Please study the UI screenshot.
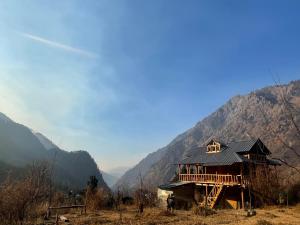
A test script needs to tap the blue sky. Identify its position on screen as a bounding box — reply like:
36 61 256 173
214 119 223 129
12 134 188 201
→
0 1 299 170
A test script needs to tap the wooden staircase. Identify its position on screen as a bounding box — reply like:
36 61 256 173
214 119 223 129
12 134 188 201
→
202 184 223 209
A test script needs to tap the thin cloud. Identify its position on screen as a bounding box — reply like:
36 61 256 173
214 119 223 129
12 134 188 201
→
18 32 98 58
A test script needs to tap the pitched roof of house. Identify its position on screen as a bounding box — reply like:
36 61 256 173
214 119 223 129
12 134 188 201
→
179 138 279 166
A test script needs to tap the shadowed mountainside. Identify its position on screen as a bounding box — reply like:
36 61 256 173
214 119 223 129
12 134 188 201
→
0 113 108 190
115 80 300 189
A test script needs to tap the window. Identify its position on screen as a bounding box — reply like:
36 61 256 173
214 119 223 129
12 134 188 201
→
249 153 266 161
207 141 221 153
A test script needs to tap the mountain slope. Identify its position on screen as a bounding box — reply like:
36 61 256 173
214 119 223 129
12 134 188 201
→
115 80 300 189
34 132 58 150
0 114 108 190
113 146 169 189
0 114 48 166
101 171 119 188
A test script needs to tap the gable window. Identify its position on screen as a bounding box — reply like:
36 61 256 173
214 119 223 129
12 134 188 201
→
207 141 221 153
245 153 266 161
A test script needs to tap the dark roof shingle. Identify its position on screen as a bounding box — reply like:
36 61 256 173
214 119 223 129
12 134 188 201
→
179 139 271 166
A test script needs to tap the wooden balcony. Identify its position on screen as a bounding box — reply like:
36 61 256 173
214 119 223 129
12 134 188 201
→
178 173 247 186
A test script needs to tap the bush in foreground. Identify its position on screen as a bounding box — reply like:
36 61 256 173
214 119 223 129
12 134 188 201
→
0 162 50 225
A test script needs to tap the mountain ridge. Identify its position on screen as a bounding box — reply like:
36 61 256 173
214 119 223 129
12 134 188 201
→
33 132 58 150
0 113 109 190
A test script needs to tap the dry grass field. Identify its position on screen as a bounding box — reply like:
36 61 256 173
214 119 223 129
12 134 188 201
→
47 205 300 225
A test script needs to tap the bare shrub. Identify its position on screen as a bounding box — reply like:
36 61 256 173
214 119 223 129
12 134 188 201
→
52 191 67 205
122 196 134 205
85 187 108 211
249 164 282 205
134 188 157 209
85 175 112 211
287 181 300 204
133 173 157 215
0 161 50 225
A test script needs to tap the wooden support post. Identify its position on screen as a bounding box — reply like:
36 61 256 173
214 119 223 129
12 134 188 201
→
205 185 208 208
55 214 58 225
46 207 50 219
241 188 245 209
178 164 181 181
187 165 190 180
240 164 244 186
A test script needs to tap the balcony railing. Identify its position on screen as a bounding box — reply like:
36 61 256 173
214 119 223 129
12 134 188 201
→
179 173 247 186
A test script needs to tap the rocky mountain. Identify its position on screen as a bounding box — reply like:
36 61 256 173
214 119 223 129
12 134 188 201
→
0 113 108 190
115 80 300 189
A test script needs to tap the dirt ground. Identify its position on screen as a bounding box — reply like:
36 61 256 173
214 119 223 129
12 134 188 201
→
48 205 300 225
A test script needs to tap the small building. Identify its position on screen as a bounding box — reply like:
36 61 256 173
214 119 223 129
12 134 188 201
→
157 187 173 208
158 138 280 209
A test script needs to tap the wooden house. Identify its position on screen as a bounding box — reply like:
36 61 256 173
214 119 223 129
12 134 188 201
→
158 138 280 209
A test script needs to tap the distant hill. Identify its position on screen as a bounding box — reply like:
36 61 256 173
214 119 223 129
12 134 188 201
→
101 171 119 188
113 148 167 190
115 80 300 189
102 166 131 188
107 166 131 178
0 113 108 190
